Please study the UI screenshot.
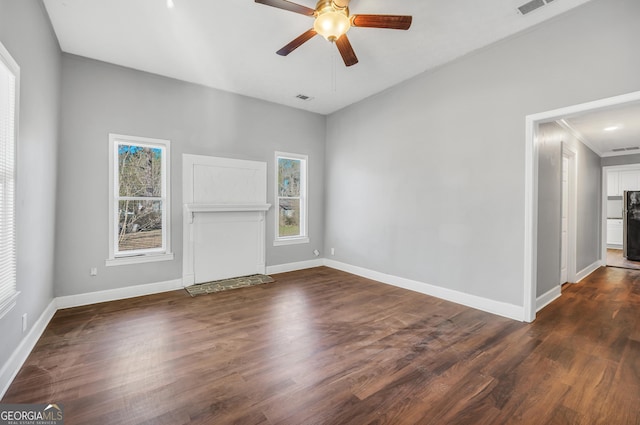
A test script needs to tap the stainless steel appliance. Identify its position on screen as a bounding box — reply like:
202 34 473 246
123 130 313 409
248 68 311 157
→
623 191 640 260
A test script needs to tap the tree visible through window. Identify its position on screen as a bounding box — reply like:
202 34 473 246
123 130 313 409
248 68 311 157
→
276 152 307 243
117 145 163 251
278 158 301 237
108 134 171 263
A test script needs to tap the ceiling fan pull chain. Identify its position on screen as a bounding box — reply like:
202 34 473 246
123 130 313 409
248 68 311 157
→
332 52 337 92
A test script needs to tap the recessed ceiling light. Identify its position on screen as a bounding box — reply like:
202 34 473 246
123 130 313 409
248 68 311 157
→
604 126 620 132
167 0 175 9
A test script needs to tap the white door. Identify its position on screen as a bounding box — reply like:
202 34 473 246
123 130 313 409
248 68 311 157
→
561 156 569 284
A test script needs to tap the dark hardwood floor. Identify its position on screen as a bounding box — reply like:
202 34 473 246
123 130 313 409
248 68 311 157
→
3 266 639 424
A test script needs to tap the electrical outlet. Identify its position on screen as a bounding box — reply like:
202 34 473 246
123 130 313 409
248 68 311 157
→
313 249 320 257
22 313 27 332
331 248 335 256
90 267 97 276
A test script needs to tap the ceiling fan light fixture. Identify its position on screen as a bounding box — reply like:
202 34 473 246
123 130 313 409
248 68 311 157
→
313 1 350 42
257 0 412 67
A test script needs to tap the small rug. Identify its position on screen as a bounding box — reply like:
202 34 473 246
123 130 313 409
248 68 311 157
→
185 274 274 297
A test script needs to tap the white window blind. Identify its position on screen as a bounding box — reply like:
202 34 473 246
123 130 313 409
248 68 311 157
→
0 44 19 319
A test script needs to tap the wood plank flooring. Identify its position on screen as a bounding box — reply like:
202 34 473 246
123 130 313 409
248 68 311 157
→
3 266 640 424
607 248 640 270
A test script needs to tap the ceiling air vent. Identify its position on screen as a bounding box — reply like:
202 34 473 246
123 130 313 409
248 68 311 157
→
295 94 313 101
517 0 554 15
612 147 640 152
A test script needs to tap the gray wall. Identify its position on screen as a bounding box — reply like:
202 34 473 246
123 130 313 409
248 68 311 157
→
536 122 601 297
325 0 640 307
0 0 61 369
55 55 325 297
602 153 640 167
576 137 602 271
536 123 562 296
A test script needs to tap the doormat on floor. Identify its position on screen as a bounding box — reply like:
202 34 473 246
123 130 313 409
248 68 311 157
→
185 274 275 297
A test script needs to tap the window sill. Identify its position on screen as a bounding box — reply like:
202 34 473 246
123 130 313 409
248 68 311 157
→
0 290 20 320
105 253 174 267
273 237 310 247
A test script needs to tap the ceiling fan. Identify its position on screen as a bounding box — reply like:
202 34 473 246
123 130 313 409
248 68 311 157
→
255 0 412 67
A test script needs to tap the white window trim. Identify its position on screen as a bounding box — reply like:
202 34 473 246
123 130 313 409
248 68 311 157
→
106 134 173 266
274 151 309 246
0 41 20 320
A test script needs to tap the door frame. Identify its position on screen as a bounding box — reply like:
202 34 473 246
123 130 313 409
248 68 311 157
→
561 143 578 286
524 90 640 322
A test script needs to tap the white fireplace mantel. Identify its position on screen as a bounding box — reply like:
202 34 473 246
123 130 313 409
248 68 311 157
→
185 203 271 223
182 154 271 286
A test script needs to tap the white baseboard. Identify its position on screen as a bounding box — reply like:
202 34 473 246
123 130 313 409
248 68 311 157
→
56 278 184 309
324 259 525 321
0 299 57 399
266 259 324 275
575 260 602 283
536 285 562 312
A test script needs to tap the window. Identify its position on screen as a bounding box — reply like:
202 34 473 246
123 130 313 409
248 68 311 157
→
107 134 173 266
0 42 19 319
274 152 308 246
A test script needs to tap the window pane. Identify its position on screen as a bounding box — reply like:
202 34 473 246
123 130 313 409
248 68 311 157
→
118 144 162 197
118 200 163 251
279 198 300 237
278 158 301 197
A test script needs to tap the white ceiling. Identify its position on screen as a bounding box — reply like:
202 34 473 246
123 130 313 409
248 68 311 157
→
562 102 640 157
42 0 595 115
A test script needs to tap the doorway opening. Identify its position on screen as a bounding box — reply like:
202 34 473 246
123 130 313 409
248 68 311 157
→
603 165 640 270
524 90 640 322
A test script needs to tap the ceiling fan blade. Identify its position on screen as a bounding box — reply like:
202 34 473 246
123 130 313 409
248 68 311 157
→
254 0 315 16
335 34 358 67
277 29 318 56
351 14 413 30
